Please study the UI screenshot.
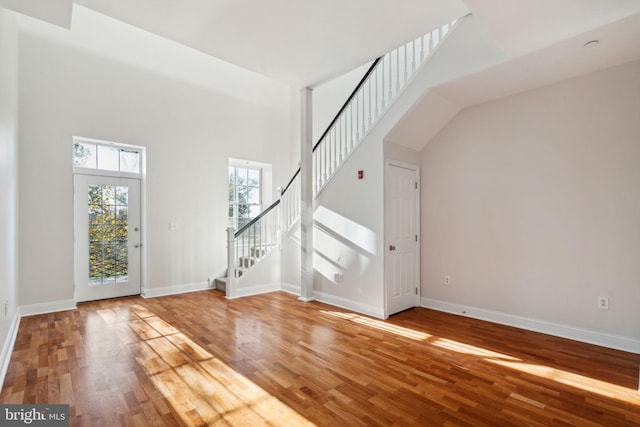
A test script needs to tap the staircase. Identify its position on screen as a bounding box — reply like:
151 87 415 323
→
216 17 461 298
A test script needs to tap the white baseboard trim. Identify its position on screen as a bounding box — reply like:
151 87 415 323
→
143 281 211 299
421 297 640 354
314 291 385 319
19 299 77 317
280 282 301 296
232 283 281 299
0 311 21 388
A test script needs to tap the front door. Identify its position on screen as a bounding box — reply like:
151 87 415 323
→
74 174 141 302
385 161 420 316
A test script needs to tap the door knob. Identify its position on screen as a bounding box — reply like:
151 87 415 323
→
389 245 396 251
134 243 141 248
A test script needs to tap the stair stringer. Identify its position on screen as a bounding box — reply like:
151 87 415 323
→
233 246 281 298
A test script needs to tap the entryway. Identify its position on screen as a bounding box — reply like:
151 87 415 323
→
74 174 141 302
72 137 144 302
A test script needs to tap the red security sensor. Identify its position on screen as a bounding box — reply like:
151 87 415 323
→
357 170 364 180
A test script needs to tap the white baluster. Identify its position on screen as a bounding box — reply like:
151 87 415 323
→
354 100 358 149
403 44 408 83
374 68 380 119
367 78 372 126
413 38 417 72
396 49 400 93
341 115 346 162
327 132 332 175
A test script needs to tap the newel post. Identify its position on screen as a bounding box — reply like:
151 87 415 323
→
226 226 237 299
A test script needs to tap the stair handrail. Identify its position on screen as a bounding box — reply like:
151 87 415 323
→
234 197 279 238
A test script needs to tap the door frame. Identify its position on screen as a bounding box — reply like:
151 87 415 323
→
384 159 420 318
73 168 146 302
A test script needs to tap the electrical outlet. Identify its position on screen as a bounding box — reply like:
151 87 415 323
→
334 272 344 282
597 296 609 310
444 275 451 285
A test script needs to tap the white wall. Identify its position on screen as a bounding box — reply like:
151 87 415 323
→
313 135 385 318
0 6 19 376
421 60 640 344
17 8 293 306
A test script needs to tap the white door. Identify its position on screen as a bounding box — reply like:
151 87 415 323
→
385 161 420 316
74 174 141 302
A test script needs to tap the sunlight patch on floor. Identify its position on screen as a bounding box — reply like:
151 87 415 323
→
432 338 520 360
432 337 640 405
128 304 315 426
490 358 640 405
321 310 431 341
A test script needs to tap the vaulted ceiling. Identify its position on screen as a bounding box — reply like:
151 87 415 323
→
6 0 639 89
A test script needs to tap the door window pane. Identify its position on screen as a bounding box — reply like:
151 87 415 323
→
87 184 129 285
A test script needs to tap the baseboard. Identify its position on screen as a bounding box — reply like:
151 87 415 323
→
0 311 21 389
280 282 301 296
232 283 281 299
142 281 211 299
421 297 640 354
314 291 385 319
19 299 77 317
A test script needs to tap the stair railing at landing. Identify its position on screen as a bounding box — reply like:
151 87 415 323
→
225 18 459 297
225 169 300 298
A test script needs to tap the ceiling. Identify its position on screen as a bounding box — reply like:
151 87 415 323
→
72 0 469 88
4 0 640 90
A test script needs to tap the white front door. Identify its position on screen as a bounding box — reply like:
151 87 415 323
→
74 174 141 302
385 161 420 316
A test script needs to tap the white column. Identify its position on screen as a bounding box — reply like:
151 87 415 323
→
299 88 315 302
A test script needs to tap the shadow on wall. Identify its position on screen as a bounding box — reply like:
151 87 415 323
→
313 206 377 283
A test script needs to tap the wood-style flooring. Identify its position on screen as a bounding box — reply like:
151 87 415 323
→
1 290 639 426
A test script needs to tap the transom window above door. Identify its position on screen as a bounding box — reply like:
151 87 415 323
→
74 138 141 174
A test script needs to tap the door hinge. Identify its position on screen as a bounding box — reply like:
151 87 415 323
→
415 287 418 295
415 181 418 190
415 234 418 242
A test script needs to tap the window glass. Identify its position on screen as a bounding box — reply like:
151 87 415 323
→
74 139 141 174
120 149 140 173
228 165 261 229
97 145 119 171
74 142 97 168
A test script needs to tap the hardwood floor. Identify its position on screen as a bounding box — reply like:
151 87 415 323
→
1 290 639 426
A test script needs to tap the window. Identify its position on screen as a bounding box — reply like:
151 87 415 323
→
228 166 261 230
74 138 141 174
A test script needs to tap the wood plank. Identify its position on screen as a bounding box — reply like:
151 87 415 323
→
1 291 638 426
